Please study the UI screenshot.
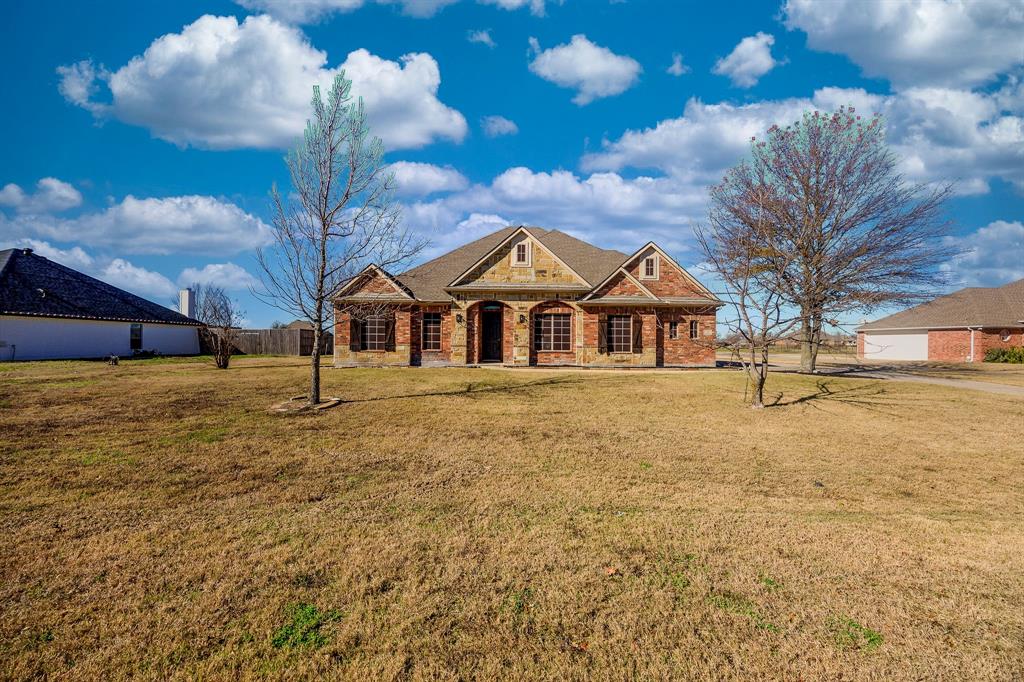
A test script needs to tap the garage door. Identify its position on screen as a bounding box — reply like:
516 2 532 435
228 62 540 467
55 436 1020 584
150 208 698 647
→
862 332 928 361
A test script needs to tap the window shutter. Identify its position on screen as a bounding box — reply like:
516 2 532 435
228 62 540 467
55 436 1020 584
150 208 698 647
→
349 316 361 351
632 312 643 353
598 314 607 354
385 315 396 351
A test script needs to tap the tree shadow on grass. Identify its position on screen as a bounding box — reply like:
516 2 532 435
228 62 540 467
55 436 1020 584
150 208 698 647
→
341 375 596 404
767 379 904 416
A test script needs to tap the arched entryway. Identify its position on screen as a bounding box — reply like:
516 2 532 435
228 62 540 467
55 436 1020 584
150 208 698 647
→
478 301 504 363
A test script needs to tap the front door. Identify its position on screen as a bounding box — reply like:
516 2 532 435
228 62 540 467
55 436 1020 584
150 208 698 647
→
481 308 503 362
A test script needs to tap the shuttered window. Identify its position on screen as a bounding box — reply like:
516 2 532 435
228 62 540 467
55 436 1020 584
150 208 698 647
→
607 315 631 353
422 312 442 351
361 315 388 351
534 313 571 351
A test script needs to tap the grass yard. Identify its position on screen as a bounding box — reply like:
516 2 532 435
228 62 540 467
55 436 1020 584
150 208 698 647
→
1 357 1022 680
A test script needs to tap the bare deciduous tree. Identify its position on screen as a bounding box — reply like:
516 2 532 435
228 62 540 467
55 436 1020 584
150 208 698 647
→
255 72 422 406
193 284 243 370
697 191 801 408
715 106 955 372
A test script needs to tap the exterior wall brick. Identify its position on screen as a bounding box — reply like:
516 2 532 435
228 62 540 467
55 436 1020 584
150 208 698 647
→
333 305 412 366
596 273 647 298
530 301 576 366
929 327 1024 362
856 331 865 359
410 305 452 366
625 247 706 298
659 309 717 366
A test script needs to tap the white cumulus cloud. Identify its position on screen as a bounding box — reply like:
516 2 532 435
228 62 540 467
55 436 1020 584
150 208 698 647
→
481 115 519 137
666 53 689 77
57 14 467 151
712 32 779 88
101 258 179 301
388 161 469 196
0 178 83 213
528 34 642 105
4 194 273 256
467 29 496 47
178 262 259 290
941 220 1024 288
234 0 547 22
402 167 706 257
582 87 1024 194
11 238 179 301
784 0 1024 88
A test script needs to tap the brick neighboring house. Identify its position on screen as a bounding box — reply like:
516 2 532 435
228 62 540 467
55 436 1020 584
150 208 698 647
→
333 225 722 368
856 278 1024 362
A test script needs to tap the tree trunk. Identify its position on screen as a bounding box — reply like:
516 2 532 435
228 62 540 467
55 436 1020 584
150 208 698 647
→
808 316 822 373
309 326 321 407
799 314 815 373
748 346 766 409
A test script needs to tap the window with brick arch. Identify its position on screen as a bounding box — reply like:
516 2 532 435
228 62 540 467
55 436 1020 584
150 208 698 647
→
534 313 571 351
607 315 632 353
689 319 699 340
422 312 442 351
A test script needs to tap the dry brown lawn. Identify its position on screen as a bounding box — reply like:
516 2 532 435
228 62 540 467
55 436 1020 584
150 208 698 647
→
1 357 1022 680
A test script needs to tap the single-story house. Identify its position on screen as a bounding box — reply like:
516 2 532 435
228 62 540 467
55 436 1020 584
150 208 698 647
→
0 247 201 361
333 225 722 368
856 278 1024 362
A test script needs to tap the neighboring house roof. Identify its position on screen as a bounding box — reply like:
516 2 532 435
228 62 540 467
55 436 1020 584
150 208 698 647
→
0 247 202 326
857 278 1024 331
345 226 715 305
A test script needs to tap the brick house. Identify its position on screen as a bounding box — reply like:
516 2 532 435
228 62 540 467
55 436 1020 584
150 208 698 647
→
333 226 722 368
856 278 1024 362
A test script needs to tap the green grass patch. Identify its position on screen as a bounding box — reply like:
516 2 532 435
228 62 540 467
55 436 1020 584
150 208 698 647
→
270 602 341 649
708 591 780 633
505 586 534 616
828 616 883 651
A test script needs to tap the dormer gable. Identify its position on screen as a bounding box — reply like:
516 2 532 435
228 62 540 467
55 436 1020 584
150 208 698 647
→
447 227 590 289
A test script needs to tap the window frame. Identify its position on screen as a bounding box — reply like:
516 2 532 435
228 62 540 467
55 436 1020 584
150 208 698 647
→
421 312 442 352
668 321 679 340
533 313 572 352
640 254 659 280
689 319 699 340
361 315 389 351
130 323 143 351
607 314 632 353
512 241 531 267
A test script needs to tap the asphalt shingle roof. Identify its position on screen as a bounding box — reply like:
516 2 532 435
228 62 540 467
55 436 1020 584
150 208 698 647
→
0 247 201 326
857 278 1024 331
394 226 629 301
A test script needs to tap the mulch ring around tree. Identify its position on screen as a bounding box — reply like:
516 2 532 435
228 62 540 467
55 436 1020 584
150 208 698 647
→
270 395 342 413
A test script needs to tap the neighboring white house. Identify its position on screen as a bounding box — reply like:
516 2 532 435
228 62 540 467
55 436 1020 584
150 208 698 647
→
0 247 201 361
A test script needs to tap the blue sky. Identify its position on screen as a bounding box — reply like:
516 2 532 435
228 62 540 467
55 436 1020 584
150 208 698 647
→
2 0 1022 327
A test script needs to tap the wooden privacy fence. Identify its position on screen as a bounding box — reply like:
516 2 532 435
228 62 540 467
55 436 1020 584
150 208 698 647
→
231 328 333 356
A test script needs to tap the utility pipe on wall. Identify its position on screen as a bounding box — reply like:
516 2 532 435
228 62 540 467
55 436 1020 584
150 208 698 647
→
967 326 982 362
